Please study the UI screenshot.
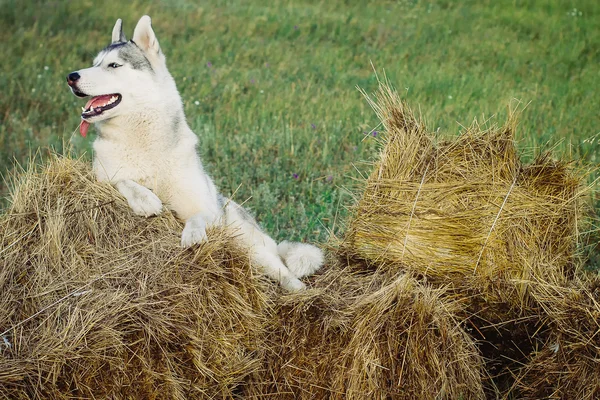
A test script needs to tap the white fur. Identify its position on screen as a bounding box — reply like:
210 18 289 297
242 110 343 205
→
111 18 126 43
277 241 325 278
68 15 324 291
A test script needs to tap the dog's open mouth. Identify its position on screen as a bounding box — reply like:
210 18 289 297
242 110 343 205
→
78 93 121 137
81 94 122 119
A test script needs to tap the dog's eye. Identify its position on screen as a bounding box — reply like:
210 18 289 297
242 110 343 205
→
108 62 122 69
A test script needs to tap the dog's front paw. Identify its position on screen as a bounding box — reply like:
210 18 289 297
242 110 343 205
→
128 187 163 217
181 216 208 247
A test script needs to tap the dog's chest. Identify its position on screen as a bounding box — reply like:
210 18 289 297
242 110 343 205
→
92 138 175 189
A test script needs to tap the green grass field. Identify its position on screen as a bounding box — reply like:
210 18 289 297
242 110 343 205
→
1 0 598 246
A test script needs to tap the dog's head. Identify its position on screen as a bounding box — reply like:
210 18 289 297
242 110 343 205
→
67 16 167 136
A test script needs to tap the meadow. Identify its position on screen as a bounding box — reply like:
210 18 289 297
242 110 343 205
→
1 0 598 246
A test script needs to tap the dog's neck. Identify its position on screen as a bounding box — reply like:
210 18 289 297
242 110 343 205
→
95 99 189 148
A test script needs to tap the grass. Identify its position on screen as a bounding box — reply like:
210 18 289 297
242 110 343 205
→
0 0 598 245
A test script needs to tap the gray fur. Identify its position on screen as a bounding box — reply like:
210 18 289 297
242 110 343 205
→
102 42 128 54
217 194 261 230
234 202 262 230
217 194 226 209
118 42 153 71
93 42 152 72
171 114 182 141
93 42 126 66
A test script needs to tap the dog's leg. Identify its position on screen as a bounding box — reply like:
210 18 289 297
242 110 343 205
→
221 199 306 291
181 212 216 247
115 179 163 217
176 185 223 248
251 248 306 291
164 169 223 247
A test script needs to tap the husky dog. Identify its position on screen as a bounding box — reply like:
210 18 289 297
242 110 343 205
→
66 16 323 291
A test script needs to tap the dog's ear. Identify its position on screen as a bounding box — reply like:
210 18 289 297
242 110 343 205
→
111 18 127 44
132 15 161 55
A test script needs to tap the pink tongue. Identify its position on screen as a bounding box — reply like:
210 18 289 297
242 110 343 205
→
80 95 113 137
80 120 90 137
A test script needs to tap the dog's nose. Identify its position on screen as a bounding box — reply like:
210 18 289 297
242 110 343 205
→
66 72 80 86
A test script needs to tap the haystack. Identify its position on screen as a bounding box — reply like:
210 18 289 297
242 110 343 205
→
339 80 599 397
247 263 485 399
341 83 585 309
0 156 273 399
0 151 486 400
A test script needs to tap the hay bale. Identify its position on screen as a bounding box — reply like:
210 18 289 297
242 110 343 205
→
0 151 484 399
342 83 585 308
0 155 273 398
247 264 485 399
339 81 598 397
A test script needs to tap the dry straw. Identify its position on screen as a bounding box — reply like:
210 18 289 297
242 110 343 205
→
247 264 485 399
511 278 600 399
0 156 273 399
343 82 586 309
340 79 600 397
0 154 485 399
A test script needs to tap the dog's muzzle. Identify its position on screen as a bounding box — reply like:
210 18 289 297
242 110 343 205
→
66 72 87 97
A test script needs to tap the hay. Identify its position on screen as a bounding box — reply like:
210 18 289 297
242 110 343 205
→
247 263 485 399
339 80 599 397
0 155 273 398
342 83 585 309
0 153 485 399
512 279 600 399
0 154 485 399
